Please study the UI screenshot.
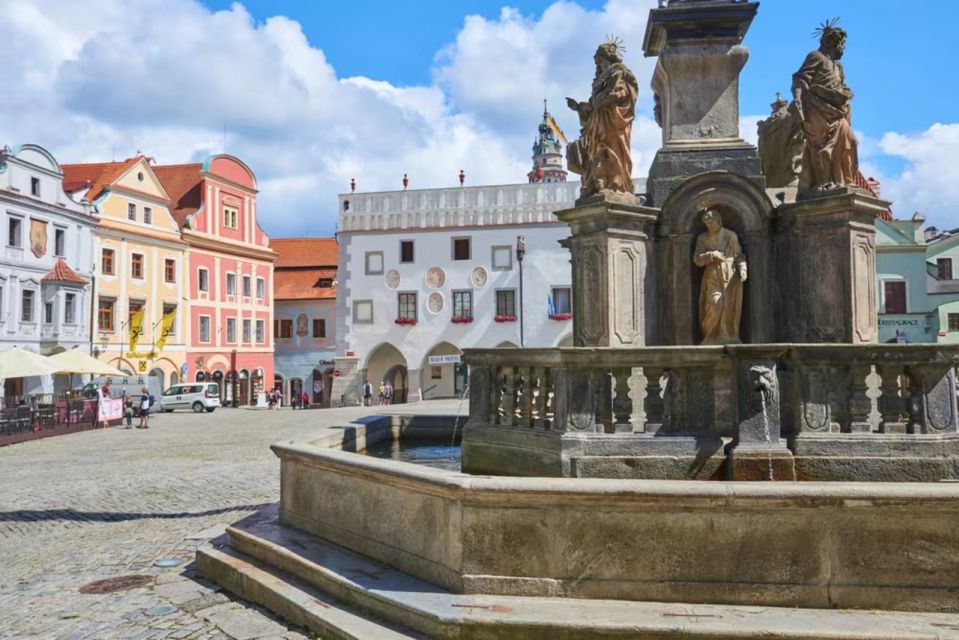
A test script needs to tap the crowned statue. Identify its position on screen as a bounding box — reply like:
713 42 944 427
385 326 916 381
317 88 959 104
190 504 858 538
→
791 19 859 194
566 37 639 200
693 210 747 345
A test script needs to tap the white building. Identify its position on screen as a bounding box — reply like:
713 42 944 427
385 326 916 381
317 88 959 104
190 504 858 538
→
0 144 96 401
332 179 579 403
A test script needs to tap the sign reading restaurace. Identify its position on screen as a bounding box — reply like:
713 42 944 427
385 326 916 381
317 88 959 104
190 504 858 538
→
428 354 461 365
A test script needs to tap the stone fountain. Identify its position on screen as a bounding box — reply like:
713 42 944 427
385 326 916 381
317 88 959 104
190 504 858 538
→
197 3 959 637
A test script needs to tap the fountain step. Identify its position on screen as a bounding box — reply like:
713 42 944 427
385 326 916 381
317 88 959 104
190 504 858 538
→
197 504 959 640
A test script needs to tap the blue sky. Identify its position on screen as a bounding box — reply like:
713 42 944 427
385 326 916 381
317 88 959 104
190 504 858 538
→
3 0 957 235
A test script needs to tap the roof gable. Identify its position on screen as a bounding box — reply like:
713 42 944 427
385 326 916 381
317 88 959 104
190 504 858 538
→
154 163 203 228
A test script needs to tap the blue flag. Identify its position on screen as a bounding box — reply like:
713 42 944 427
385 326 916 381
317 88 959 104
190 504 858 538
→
547 294 555 317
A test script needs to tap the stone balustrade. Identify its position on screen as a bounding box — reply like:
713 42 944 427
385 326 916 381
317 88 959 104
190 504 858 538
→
464 344 959 480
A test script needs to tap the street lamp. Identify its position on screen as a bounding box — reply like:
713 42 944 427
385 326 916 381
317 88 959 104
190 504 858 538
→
516 236 526 347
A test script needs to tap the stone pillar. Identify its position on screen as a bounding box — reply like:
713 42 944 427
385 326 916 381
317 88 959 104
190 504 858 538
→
642 1 763 207
775 188 888 343
406 368 423 404
555 195 658 347
725 346 796 481
329 356 361 407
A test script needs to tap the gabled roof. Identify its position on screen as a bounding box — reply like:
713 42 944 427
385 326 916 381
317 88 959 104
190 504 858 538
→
42 258 88 285
61 157 143 203
271 238 339 268
153 163 203 228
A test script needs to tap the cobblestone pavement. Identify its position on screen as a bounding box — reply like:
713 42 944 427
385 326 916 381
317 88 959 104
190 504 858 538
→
0 401 461 639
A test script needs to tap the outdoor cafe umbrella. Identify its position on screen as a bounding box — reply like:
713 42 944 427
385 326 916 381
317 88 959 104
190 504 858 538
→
48 350 125 376
0 347 61 379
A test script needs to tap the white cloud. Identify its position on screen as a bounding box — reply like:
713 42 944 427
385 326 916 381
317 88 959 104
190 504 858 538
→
874 124 959 228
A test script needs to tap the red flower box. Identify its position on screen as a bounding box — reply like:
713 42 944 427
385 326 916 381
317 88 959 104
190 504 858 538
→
451 316 474 324
494 315 517 323
394 317 417 326
549 313 573 321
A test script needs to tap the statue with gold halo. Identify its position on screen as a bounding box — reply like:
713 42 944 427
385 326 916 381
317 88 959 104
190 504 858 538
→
693 210 747 345
566 37 638 199
791 19 859 194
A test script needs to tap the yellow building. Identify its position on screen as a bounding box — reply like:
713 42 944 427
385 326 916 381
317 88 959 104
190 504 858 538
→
63 156 188 387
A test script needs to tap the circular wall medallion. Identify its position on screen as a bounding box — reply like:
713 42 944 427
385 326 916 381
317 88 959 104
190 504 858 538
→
427 292 444 314
425 267 446 289
471 266 488 287
385 269 400 289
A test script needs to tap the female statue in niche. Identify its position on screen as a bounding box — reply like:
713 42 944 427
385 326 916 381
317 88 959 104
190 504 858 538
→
693 210 747 345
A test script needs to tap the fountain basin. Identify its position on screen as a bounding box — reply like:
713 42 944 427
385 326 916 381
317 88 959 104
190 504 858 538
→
273 437 959 613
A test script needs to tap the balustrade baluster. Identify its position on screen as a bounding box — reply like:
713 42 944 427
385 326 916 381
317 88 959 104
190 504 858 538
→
543 368 555 430
497 367 513 426
643 367 665 434
878 365 907 434
612 367 633 433
512 368 527 427
847 364 872 433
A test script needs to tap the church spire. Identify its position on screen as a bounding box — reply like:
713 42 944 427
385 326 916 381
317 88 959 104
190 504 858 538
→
528 100 568 184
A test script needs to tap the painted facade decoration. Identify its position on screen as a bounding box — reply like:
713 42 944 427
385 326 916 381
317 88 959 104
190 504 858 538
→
62 156 188 388
155 155 275 406
271 238 338 407
0 144 97 401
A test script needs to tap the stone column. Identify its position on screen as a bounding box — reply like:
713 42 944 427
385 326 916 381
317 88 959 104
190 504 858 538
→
775 188 888 344
725 345 796 481
642 1 763 207
329 356 361 407
555 195 658 348
406 368 423 404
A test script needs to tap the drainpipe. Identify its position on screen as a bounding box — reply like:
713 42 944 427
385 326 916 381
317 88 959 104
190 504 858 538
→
88 272 96 355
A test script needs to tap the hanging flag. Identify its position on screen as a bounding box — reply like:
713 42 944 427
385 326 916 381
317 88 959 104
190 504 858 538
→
155 306 176 352
547 294 556 318
545 113 568 145
128 307 145 352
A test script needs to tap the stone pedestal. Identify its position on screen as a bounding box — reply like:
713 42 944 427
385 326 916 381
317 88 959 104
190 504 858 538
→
775 188 889 343
555 195 659 347
725 346 795 481
642 0 762 207
329 357 360 407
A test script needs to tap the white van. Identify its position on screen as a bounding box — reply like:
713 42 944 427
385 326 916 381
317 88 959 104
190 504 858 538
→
159 382 221 413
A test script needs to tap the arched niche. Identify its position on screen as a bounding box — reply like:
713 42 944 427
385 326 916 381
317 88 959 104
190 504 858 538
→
654 172 773 345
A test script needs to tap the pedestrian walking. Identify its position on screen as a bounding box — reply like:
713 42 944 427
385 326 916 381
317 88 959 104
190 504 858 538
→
384 381 394 405
301 390 309 410
138 387 150 429
362 380 373 407
378 381 387 406
291 389 300 410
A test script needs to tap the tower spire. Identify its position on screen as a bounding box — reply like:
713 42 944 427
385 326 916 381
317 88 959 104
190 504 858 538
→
528 102 568 184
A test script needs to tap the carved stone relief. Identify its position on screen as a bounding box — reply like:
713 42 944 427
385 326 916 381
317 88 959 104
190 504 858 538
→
425 267 445 289
385 269 400 289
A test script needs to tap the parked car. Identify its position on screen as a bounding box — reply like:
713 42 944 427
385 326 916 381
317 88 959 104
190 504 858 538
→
159 382 221 413
75 376 163 412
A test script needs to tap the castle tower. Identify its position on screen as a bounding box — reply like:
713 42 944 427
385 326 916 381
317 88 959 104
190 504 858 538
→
528 101 568 184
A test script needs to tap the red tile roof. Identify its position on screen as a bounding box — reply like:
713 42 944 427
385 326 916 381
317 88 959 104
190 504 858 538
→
61 157 142 203
42 259 88 285
271 238 339 268
275 268 337 300
856 171 892 221
153 164 203 228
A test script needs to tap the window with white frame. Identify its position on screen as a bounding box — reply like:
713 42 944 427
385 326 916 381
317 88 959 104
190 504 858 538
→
255 319 265 343
21 289 35 323
226 317 237 343
44 301 54 324
452 290 472 319
8 217 22 248
30 177 41 198
64 293 76 324
127 203 136 221
938 258 954 281
54 228 66 257
365 251 384 275
256 278 265 299
491 245 512 270
198 268 209 292
223 207 238 229
551 286 572 315
242 319 252 343
144 207 152 224
496 289 516 317
226 273 236 295
398 292 417 321
242 275 251 297
353 300 373 324
199 316 211 343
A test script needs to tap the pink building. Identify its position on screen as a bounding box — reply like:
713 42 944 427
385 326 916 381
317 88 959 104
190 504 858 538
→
155 155 276 406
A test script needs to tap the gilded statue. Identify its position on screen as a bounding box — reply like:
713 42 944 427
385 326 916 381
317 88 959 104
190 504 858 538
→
566 37 638 199
791 19 858 194
693 210 746 345
757 93 803 189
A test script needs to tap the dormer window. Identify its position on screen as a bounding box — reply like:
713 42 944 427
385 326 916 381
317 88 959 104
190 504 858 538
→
224 207 238 229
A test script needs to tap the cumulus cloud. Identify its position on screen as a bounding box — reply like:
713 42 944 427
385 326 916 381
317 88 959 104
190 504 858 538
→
1 0 953 236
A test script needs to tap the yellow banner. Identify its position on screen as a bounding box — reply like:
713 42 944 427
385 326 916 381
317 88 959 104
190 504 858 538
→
546 113 568 145
128 308 144 352
155 307 176 352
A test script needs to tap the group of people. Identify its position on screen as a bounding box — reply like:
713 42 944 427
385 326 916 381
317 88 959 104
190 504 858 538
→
267 388 313 410
97 381 152 430
362 379 394 406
